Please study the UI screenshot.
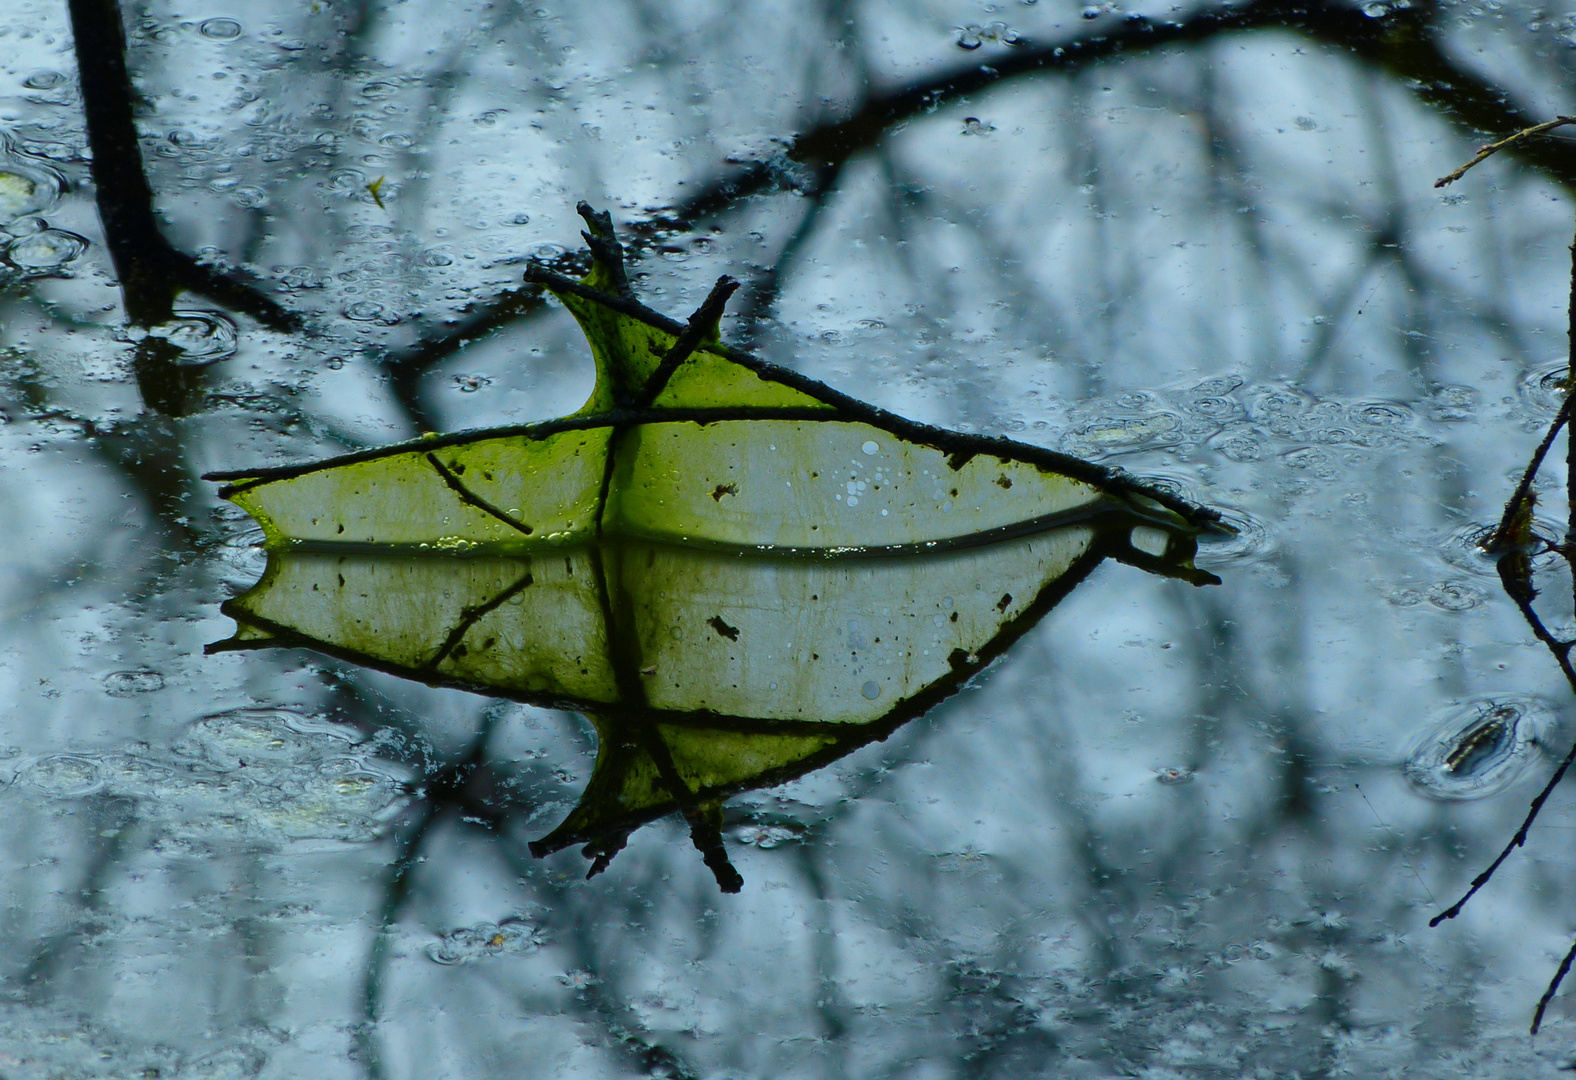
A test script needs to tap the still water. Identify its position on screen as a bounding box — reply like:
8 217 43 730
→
4 0 1576 1075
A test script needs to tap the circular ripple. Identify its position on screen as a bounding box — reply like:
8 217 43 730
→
156 309 238 365
1195 507 1275 566
427 919 541 965
1403 697 1558 800
1441 519 1562 577
1519 361 1570 413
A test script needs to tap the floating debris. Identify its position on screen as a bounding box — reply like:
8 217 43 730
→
1403 697 1558 800
427 918 542 965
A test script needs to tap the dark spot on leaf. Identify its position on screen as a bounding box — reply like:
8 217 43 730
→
336 523 345 534
707 615 740 641
950 488 959 498
996 474 1012 489
711 483 738 501
338 573 345 587
950 611 958 622
997 593 1012 612
811 652 819 661
565 557 573 575
948 648 972 671
450 460 465 475
483 471 494 482
481 637 495 650
452 644 468 658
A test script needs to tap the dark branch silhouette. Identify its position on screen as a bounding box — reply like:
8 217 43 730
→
374 0 1576 424
66 0 300 333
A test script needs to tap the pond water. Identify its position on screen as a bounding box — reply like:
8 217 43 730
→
4 0 1576 1076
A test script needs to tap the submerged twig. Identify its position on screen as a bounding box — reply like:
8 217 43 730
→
1435 116 1576 188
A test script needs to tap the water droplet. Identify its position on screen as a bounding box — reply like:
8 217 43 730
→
231 185 267 209
199 17 242 39
957 25 983 48
344 299 396 323
104 669 165 697
5 228 86 270
151 309 238 365
454 373 492 393
861 440 879 455
1155 766 1194 785
22 70 65 90
506 212 531 226
1404 698 1557 799
861 681 881 700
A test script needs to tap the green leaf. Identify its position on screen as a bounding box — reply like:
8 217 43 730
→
206 204 1226 556
205 203 1232 890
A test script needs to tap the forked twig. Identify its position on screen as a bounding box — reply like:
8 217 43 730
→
1435 116 1576 188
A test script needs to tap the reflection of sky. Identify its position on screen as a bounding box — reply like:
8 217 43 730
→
2 0 1576 1074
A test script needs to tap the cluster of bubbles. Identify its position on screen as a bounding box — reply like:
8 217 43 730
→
1059 376 1428 465
7 708 409 852
956 21 1024 48
0 141 85 276
1402 697 1557 800
427 917 542 965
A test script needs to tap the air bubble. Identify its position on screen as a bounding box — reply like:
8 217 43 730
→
428 919 541 965
344 300 396 323
199 17 242 39
454 374 492 393
1403 698 1556 800
25 755 107 796
861 440 879 455
4 227 84 270
861 681 881 700
105 669 166 697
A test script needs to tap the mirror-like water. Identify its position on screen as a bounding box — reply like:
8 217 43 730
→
6 0 1576 1076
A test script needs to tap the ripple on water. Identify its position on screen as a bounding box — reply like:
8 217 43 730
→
153 310 238 365
1441 519 1562 577
1519 361 1569 413
1195 507 1275 566
1403 697 1558 800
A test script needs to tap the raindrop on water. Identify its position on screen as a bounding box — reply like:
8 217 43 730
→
152 310 238 365
0 162 62 223
22 70 65 90
198 17 242 40
104 669 166 697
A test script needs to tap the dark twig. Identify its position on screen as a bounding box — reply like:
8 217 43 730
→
635 275 739 407
66 0 300 332
1435 116 1576 188
1487 396 1570 554
1533 935 1576 1034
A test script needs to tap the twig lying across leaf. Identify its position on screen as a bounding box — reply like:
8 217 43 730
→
1435 116 1576 188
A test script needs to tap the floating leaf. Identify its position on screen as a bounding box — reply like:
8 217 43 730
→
207 204 1230 889
207 204 1224 558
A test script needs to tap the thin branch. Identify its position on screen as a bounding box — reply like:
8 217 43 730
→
1487 396 1571 554
1533 933 1576 1034
1436 116 1576 188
